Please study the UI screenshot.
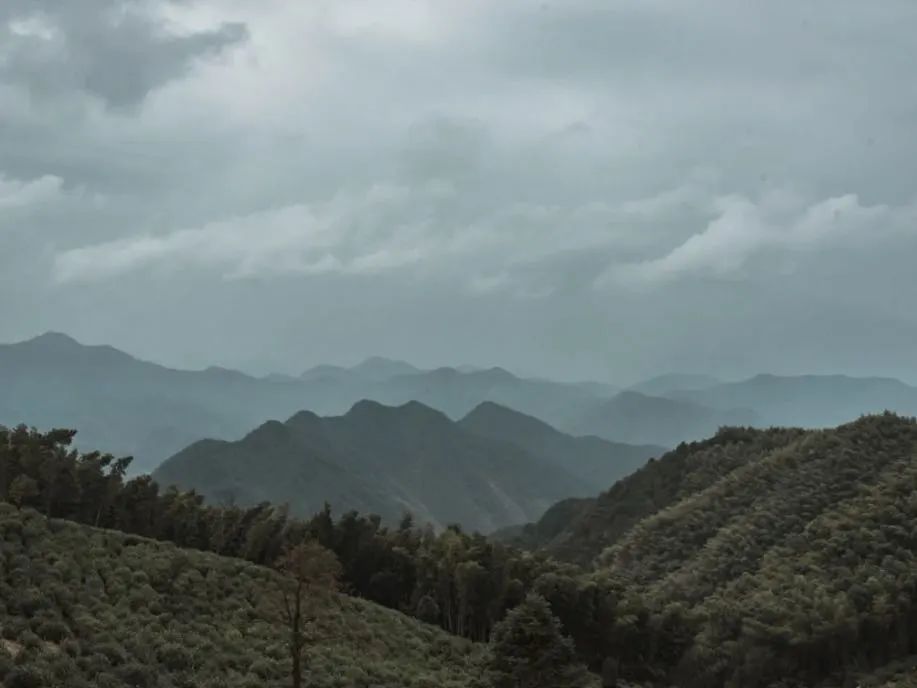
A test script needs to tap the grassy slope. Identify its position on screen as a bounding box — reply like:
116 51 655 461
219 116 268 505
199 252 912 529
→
0 505 486 688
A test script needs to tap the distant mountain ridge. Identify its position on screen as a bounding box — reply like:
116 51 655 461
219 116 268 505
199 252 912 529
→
561 389 758 447
458 401 663 488
7 332 917 479
669 373 917 427
0 333 633 471
154 399 605 532
628 372 721 396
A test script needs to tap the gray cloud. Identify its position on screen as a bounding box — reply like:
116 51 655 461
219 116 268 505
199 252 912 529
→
2 0 916 383
1 1 246 108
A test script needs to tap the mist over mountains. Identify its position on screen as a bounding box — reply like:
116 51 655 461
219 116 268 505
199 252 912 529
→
153 399 662 532
4 332 917 481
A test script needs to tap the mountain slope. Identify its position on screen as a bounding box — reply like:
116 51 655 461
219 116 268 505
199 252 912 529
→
458 401 662 488
502 425 807 562
610 413 917 687
154 400 588 532
0 505 484 688
561 390 758 447
506 414 917 687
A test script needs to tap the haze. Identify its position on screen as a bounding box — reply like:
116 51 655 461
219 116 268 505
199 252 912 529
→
2 0 916 383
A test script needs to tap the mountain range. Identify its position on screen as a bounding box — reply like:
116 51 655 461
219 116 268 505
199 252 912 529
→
0 332 731 472
153 399 662 532
5 331 917 482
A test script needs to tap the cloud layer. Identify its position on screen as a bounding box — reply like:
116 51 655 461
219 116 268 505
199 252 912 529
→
2 0 917 381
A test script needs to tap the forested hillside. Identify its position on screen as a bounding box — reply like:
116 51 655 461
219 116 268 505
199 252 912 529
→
0 505 485 688
5 415 917 687
501 425 808 563
495 414 917 687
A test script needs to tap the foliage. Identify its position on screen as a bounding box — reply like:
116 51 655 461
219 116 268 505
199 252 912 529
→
274 541 341 688
6 413 917 688
0 423 565 647
488 593 589 688
0 504 486 687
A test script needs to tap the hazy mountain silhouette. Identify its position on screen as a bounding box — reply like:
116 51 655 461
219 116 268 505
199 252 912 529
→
154 400 588 531
0 334 619 471
561 390 757 447
458 401 662 488
628 372 721 396
668 373 917 427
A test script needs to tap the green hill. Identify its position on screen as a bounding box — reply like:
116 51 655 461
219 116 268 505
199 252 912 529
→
504 413 917 687
0 505 485 688
154 400 588 532
503 425 807 563
8 411 917 687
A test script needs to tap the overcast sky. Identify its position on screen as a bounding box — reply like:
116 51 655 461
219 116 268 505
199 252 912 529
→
2 0 916 383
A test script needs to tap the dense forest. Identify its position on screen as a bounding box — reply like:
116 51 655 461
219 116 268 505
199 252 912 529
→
3 415 917 686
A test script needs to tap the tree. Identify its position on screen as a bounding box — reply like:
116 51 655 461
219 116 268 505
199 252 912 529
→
275 541 342 688
9 475 39 510
489 593 588 688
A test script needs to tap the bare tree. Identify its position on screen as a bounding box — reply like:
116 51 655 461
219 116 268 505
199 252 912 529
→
275 541 341 688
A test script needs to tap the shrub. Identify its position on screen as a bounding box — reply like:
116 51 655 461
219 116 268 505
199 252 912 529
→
116 661 156 687
157 642 193 671
91 641 127 666
4 666 44 688
36 619 70 642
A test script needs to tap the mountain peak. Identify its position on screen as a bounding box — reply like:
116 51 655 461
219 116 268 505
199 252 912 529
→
343 399 451 426
26 331 82 348
10 331 136 364
351 356 419 378
482 366 516 381
461 401 556 435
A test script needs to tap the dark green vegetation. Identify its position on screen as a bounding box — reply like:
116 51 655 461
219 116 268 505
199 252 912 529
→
0 423 576 648
488 593 590 688
6 413 917 687
506 414 917 687
0 505 485 687
154 400 606 531
504 425 808 563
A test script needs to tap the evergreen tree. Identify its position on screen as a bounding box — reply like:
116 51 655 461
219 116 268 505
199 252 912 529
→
489 593 588 688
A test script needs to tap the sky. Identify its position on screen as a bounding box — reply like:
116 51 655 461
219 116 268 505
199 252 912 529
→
1 0 916 384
